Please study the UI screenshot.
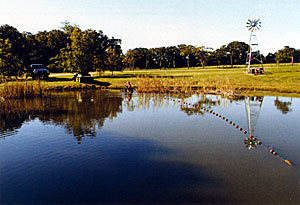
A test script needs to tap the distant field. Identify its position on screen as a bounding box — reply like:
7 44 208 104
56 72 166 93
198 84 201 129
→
1 63 300 97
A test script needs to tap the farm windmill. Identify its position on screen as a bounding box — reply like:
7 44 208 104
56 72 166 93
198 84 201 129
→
246 19 264 74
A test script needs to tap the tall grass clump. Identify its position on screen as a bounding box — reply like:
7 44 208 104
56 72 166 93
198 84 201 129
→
136 75 235 93
136 76 196 93
0 80 48 99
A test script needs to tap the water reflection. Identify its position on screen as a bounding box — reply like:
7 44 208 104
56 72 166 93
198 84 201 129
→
274 97 292 114
0 91 123 143
0 91 296 144
244 137 258 149
245 96 264 137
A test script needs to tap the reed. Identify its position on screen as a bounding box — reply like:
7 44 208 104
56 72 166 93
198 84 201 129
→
0 80 48 99
136 75 235 93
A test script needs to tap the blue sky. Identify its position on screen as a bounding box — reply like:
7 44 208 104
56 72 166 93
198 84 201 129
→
1 0 299 54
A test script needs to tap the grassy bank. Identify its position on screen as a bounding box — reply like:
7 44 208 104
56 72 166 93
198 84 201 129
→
97 63 300 97
1 63 300 98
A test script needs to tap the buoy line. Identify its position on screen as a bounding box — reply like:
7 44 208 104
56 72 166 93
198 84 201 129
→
163 95 293 166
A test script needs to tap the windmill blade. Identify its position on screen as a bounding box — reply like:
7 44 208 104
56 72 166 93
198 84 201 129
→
246 18 262 32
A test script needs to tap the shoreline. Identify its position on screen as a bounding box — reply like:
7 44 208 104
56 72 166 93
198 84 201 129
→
1 82 299 100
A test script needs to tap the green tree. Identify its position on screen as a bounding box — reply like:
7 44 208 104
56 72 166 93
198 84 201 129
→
22 32 37 66
129 48 149 69
212 45 227 67
104 46 124 75
152 47 168 69
53 25 116 73
0 38 23 76
166 46 180 68
193 46 212 68
124 49 139 69
294 49 300 63
275 46 296 65
69 27 94 73
264 52 276 64
124 48 150 69
226 41 249 67
178 44 195 69
0 24 26 75
32 30 68 70
89 31 115 72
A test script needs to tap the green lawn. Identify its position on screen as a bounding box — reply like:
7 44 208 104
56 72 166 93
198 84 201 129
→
94 63 300 96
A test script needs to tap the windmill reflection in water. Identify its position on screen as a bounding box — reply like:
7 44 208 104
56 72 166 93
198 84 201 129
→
244 96 263 149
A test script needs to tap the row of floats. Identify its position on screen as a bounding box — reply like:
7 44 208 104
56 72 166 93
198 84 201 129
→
164 97 293 166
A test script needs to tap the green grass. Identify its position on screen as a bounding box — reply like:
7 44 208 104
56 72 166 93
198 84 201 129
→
95 63 300 96
1 63 300 98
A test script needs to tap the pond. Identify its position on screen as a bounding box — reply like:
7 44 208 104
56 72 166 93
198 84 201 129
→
0 91 299 204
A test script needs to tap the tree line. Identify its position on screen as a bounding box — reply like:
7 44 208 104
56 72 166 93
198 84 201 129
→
0 22 123 76
0 22 299 76
124 44 300 70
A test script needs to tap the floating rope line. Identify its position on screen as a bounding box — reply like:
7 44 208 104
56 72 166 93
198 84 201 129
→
164 96 293 166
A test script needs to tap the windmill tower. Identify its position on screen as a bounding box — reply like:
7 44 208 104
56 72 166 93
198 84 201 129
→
246 19 264 74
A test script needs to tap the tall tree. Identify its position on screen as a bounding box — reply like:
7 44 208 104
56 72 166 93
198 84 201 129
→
0 38 23 76
166 46 180 68
226 41 249 67
0 24 26 75
212 45 227 67
32 30 68 69
152 47 168 69
104 46 124 75
193 46 213 68
53 25 117 73
275 46 296 65
264 53 276 64
124 49 139 69
178 44 195 69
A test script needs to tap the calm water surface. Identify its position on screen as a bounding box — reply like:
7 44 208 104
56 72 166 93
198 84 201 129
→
0 91 299 204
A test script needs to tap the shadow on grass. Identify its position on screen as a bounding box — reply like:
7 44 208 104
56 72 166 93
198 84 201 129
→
99 74 137 79
48 77 111 87
88 80 111 87
47 77 73 82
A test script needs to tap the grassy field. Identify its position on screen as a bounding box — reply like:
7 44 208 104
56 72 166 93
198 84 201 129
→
96 63 300 96
1 63 300 98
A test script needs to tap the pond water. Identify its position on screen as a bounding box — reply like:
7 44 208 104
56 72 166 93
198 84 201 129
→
0 91 299 204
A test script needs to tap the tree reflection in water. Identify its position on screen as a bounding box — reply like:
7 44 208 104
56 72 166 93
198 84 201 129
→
1 92 295 145
0 91 123 143
274 97 292 114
